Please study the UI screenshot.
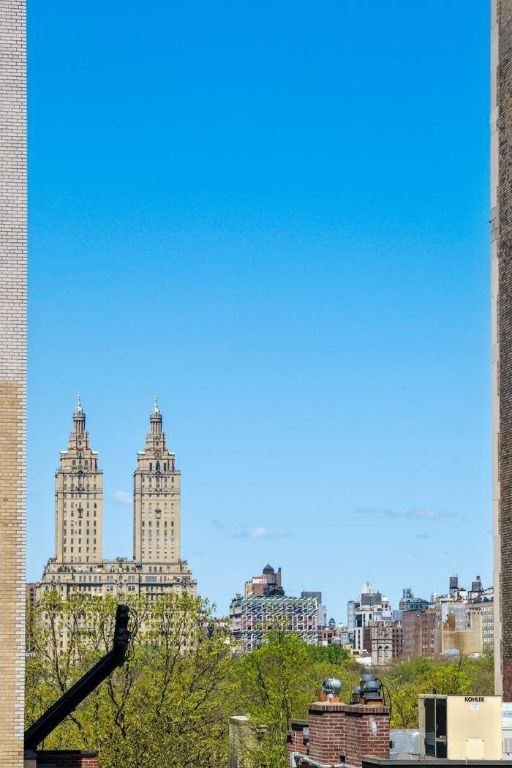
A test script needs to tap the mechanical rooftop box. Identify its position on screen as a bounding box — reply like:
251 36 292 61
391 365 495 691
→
418 694 502 761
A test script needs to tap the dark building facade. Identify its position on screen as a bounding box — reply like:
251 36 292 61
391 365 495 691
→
492 0 512 699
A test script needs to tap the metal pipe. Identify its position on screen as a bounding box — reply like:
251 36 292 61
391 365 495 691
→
24 604 130 750
291 752 347 768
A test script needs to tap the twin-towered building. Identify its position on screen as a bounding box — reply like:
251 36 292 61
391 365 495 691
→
32 398 196 604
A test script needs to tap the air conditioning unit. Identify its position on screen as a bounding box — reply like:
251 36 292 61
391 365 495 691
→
419 695 502 761
502 702 512 758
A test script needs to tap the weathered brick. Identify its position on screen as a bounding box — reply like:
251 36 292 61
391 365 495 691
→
493 0 512 700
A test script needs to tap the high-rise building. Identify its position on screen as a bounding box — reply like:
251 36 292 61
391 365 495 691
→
36 401 196 605
229 595 319 652
370 621 403 666
492 0 512 699
449 575 459 595
0 2 27 764
134 399 181 563
348 583 392 653
401 608 436 660
301 591 327 628
469 585 495 651
55 398 103 564
231 566 322 650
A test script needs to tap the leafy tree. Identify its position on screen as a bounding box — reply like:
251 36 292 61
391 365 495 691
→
382 655 493 728
234 632 357 767
26 595 496 768
27 591 234 768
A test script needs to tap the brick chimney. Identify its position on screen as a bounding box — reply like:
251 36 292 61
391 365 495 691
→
288 677 390 768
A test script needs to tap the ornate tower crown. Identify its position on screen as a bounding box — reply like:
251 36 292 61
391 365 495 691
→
134 400 180 564
55 397 104 565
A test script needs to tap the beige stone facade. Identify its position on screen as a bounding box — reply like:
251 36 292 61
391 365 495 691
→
134 400 181 563
55 399 103 565
0 1 26 764
36 402 195 605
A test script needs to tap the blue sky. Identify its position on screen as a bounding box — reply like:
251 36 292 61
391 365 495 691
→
28 1 491 619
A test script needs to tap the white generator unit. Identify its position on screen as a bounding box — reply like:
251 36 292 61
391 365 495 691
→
503 702 512 758
419 694 502 761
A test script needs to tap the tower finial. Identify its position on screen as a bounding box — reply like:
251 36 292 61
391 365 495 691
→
153 395 159 414
76 393 83 413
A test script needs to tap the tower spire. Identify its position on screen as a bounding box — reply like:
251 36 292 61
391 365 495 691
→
72 394 86 435
149 397 163 437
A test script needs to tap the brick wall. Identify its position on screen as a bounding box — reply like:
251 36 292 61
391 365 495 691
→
0 1 27 766
308 704 346 764
342 705 390 768
287 720 308 757
290 701 390 768
493 0 512 701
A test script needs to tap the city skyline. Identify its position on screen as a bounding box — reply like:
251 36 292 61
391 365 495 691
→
28 2 492 617
28 394 491 620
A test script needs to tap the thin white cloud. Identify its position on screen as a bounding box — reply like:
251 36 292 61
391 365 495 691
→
355 506 448 521
408 509 444 520
235 526 289 539
111 490 131 507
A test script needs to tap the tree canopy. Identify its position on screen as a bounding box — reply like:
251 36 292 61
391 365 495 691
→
26 593 494 768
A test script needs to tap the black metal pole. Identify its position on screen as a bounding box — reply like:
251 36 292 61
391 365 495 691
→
24 604 130 750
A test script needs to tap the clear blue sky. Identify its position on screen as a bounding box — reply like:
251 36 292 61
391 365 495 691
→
28 1 491 620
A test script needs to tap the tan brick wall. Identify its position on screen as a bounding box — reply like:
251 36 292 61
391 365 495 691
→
0 0 27 765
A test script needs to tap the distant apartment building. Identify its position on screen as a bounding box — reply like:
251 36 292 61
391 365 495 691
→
399 587 430 614
401 607 436 659
469 586 494 651
318 622 352 648
434 585 468 631
433 575 491 656
301 591 327 628
244 564 284 597
229 595 319 652
370 620 403 666
34 400 196 605
347 583 392 653
231 565 321 651
438 610 483 657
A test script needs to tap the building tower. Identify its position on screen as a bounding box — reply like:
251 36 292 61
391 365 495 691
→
133 400 181 563
0 2 26 763
492 0 512 699
55 398 104 564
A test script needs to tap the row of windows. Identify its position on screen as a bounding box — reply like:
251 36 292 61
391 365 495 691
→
141 475 175 485
64 520 96 536
141 551 175 558
63 503 98 509
71 459 96 468
63 545 96 553
148 461 170 472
